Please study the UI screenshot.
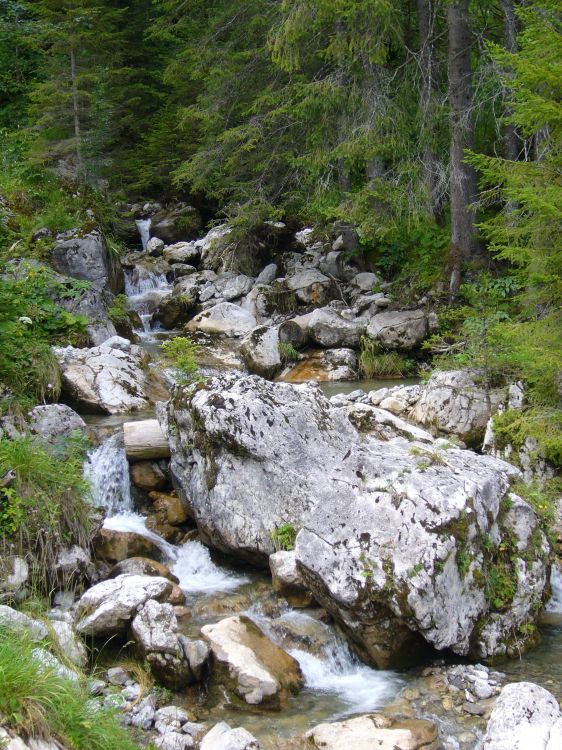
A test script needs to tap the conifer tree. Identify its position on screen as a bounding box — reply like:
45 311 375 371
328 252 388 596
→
30 0 125 183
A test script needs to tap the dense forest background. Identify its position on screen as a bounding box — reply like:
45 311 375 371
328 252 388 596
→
0 0 560 466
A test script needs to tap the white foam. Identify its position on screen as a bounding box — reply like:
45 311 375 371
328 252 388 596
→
171 541 249 594
84 434 132 515
546 566 562 613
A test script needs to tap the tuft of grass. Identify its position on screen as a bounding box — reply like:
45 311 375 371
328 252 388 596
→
0 626 140 750
358 336 414 378
0 433 94 591
278 341 299 363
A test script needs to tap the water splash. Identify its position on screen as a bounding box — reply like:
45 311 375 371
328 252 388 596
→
546 565 562 613
290 641 401 715
124 267 170 297
172 541 249 594
84 434 132 515
103 512 176 558
136 218 151 252
251 608 401 716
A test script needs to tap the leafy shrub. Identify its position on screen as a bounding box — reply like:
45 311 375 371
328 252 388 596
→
0 626 140 750
160 337 201 385
0 433 93 589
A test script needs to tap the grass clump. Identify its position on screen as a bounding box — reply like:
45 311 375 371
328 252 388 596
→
271 522 298 551
358 336 415 379
160 336 202 385
278 341 299 363
0 626 140 750
0 433 93 590
107 294 130 326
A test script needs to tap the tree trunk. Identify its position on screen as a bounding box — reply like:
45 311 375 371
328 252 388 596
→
447 0 479 297
417 0 443 221
278 320 308 350
70 44 84 179
501 0 520 161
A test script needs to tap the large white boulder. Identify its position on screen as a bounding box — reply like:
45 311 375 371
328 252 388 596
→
167 375 549 667
410 369 504 444
50 230 122 292
304 714 438 750
131 599 209 688
186 303 257 337
285 269 331 305
306 307 366 348
75 574 173 636
366 309 436 350
482 682 562 750
239 326 281 379
201 615 303 709
27 404 85 442
55 340 165 414
199 722 260 750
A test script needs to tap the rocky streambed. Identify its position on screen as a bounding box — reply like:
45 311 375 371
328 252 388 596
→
2 212 561 750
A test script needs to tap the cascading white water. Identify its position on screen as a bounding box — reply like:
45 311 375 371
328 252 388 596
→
84 434 133 515
250 608 401 716
124 267 169 297
546 565 562 613
171 541 249 594
136 217 151 251
124 267 173 337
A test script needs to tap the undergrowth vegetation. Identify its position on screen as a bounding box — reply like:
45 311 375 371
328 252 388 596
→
160 336 201 385
0 263 88 410
0 626 140 750
0 433 94 590
271 522 298 552
358 336 415 379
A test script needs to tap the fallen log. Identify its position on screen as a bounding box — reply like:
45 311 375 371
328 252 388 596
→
123 419 170 461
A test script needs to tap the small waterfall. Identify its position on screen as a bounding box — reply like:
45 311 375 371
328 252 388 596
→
290 640 401 714
171 541 249 593
124 267 169 297
136 217 151 251
124 267 173 340
250 608 401 716
546 566 562 613
84 434 132 515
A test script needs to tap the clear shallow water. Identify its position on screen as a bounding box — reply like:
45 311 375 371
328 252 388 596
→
319 377 420 398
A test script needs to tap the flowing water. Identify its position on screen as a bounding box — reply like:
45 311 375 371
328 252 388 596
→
135 217 151 252
319 377 420 398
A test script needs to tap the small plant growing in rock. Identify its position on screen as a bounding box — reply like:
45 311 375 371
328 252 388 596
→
271 522 298 551
160 337 201 385
107 294 130 325
278 341 299 363
358 336 414 378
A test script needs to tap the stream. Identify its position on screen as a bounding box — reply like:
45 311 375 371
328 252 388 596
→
79 222 562 748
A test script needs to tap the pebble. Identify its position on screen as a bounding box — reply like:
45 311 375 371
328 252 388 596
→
107 666 129 686
462 701 485 716
89 679 106 696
